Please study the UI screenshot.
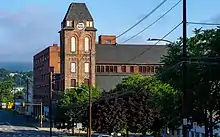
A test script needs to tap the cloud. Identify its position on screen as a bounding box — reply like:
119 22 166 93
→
0 5 62 62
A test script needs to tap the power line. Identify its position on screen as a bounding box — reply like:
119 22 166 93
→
116 0 168 39
187 21 220 26
126 22 182 63
122 0 182 43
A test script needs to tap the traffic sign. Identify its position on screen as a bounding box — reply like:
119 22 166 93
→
15 102 21 106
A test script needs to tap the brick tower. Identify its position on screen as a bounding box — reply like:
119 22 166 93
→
59 3 97 90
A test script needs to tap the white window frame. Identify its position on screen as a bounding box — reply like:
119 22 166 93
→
67 20 71 26
71 37 76 52
84 37 89 52
84 62 89 73
71 62 76 73
89 21 93 27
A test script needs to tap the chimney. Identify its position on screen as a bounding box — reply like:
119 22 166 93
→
53 44 58 47
98 35 116 45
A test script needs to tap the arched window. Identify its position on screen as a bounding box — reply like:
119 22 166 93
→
84 37 89 52
71 37 76 52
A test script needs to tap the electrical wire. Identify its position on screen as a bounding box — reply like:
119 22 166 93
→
126 22 182 63
116 0 169 39
187 22 220 26
122 0 182 43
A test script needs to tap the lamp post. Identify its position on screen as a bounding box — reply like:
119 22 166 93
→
147 38 174 44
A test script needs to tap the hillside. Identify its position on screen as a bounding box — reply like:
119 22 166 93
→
0 62 32 72
0 68 33 87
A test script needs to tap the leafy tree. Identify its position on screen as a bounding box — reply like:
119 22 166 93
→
55 84 101 130
157 28 220 137
0 81 14 103
93 74 178 135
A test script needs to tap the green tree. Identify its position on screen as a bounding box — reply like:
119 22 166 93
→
93 74 178 135
0 81 14 103
55 84 101 130
157 28 220 137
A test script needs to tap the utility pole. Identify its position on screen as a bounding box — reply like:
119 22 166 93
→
40 102 43 128
49 70 53 137
88 49 92 137
182 0 187 137
26 78 29 120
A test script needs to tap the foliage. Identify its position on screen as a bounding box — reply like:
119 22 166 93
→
157 28 220 136
55 84 102 129
14 89 25 99
92 74 178 134
0 81 14 103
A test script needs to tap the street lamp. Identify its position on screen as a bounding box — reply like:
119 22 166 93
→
147 38 174 45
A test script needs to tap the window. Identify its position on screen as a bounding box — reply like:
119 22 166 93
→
139 66 143 73
86 21 90 27
143 66 147 73
101 66 104 72
71 37 76 52
71 62 76 73
71 79 76 87
121 66 126 72
113 66 117 72
106 66 110 72
150 66 155 73
110 66 114 72
85 62 89 73
67 21 71 26
106 40 111 44
84 79 89 86
147 66 151 73
130 66 134 73
96 66 100 72
84 37 89 52
89 21 93 27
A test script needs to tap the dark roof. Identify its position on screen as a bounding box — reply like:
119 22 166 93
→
63 3 93 21
95 44 168 64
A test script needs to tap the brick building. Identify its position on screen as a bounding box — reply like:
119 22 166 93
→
33 3 167 112
59 3 167 91
33 44 60 114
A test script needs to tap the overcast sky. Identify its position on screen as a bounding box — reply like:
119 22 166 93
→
0 0 220 62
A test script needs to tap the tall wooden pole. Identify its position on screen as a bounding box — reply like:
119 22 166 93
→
182 0 187 136
49 71 53 137
88 49 92 137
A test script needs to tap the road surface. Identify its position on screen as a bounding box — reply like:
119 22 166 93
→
0 110 63 137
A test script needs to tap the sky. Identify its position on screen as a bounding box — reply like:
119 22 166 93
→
0 0 220 62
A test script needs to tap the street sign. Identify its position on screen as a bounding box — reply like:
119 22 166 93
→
15 102 21 106
77 123 82 129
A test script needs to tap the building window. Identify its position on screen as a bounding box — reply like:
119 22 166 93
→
96 66 100 72
71 37 76 52
101 66 104 72
121 66 126 72
67 20 72 26
86 21 90 27
147 66 151 73
71 79 76 87
89 21 93 27
143 66 147 73
84 37 89 52
130 66 134 73
85 62 89 73
139 66 143 73
113 66 117 72
150 66 155 73
109 66 114 72
71 62 76 73
106 40 111 44
84 79 89 86
106 66 110 72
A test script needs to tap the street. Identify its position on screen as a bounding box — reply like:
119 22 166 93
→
0 110 63 137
